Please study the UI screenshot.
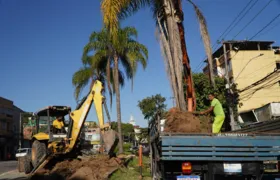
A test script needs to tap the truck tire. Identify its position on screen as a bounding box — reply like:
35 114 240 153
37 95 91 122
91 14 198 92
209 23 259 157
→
31 140 47 167
23 155 33 174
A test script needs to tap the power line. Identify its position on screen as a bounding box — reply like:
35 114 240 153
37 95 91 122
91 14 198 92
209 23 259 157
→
237 62 275 79
223 0 259 39
240 73 280 100
240 79 280 100
193 0 258 72
250 13 280 40
253 18 280 39
193 60 205 72
239 69 279 93
232 0 273 39
216 0 255 42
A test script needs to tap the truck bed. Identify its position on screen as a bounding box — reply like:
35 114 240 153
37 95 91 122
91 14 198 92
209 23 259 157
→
234 118 280 133
159 133 280 161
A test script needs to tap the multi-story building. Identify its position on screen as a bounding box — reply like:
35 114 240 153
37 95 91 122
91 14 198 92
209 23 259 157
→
83 121 100 145
0 97 24 160
203 40 280 113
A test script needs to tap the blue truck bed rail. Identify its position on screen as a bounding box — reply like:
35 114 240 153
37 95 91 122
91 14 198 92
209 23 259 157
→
160 134 280 161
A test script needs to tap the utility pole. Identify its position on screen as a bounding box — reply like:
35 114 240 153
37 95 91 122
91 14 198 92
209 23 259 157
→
222 42 237 131
19 113 22 149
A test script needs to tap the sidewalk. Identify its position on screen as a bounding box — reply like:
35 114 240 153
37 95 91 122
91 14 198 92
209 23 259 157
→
0 170 27 180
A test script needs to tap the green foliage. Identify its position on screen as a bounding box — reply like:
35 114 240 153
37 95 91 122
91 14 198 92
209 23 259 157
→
113 142 132 154
110 122 134 136
192 73 227 113
83 27 148 88
192 73 239 121
110 156 152 180
72 54 125 101
137 94 167 121
74 26 148 154
86 121 98 128
22 113 35 127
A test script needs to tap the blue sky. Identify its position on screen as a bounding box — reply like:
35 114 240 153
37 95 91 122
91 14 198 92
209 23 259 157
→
1 0 280 127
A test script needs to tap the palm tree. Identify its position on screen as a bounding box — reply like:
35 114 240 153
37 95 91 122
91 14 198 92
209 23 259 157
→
72 54 124 101
101 0 215 111
83 27 148 153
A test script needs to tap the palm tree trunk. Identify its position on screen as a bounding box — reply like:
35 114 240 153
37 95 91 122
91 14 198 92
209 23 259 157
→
157 19 179 109
164 0 187 111
113 54 124 154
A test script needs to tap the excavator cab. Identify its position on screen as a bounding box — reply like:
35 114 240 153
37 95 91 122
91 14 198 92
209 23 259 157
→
33 106 71 139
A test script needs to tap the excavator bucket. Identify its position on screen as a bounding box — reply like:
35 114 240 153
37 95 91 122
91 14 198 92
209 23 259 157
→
101 129 119 155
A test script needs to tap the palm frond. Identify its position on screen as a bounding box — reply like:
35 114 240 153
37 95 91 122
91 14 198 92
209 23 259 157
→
127 40 149 60
81 55 92 65
84 41 107 53
101 0 129 38
72 67 93 100
187 0 215 87
126 50 147 69
118 0 151 20
122 26 138 38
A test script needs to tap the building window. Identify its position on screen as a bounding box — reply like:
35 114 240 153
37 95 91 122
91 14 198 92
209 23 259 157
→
1 121 7 130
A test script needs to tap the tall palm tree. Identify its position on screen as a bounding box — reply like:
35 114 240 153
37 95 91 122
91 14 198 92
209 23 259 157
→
101 0 215 111
72 54 124 101
83 27 148 153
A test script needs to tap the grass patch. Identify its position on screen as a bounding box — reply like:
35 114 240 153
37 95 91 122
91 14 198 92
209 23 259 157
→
114 142 135 155
110 156 152 180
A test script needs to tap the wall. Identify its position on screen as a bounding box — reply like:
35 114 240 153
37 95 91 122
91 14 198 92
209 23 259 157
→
0 97 24 160
0 97 14 160
230 50 280 112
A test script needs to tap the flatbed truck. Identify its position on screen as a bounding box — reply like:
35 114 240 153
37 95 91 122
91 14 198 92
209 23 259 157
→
149 118 280 180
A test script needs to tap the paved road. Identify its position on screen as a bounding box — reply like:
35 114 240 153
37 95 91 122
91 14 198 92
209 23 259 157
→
0 161 17 175
0 161 27 180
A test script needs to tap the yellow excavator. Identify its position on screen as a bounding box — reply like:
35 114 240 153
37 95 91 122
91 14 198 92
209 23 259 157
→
22 80 118 174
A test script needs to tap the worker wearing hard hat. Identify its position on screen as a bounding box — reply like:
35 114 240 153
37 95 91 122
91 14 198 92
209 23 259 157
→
53 116 66 133
199 93 225 133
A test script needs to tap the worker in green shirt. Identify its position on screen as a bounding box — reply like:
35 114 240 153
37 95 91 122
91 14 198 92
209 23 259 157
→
199 93 225 133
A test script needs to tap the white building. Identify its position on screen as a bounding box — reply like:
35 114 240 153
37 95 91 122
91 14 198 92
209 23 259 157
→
128 115 136 126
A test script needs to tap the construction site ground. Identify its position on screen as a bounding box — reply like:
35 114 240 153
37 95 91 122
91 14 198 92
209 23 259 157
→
0 154 151 180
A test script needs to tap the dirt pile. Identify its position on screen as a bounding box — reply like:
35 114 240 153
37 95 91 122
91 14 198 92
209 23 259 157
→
164 108 212 133
31 155 121 180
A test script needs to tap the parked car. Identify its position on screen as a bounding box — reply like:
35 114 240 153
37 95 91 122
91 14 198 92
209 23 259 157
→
15 148 31 158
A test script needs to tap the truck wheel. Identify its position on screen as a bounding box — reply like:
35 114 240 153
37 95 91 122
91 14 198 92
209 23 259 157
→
31 140 47 167
23 155 33 174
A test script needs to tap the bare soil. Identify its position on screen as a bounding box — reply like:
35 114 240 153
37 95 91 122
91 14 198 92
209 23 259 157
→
164 108 212 133
30 155 121 180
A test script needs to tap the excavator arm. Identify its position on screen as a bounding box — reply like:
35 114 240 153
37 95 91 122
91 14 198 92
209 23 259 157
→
66 80 104 151
66 80 117 153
